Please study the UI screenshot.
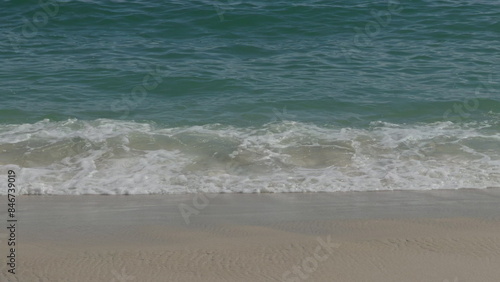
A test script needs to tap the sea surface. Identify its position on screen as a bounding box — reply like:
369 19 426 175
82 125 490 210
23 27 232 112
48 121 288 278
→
1 0 499 194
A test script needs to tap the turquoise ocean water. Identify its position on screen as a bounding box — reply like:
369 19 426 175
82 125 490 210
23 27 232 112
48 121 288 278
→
1 0 499 194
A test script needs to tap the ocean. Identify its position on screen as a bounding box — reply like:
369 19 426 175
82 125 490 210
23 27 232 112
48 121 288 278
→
1 0 499 194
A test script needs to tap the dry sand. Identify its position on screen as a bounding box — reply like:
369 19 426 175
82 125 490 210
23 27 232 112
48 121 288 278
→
1 188 500 281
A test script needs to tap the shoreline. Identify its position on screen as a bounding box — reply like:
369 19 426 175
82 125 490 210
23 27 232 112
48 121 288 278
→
1 188 500 281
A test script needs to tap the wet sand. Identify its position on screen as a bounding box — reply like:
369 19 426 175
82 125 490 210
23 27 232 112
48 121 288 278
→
1 188 500 281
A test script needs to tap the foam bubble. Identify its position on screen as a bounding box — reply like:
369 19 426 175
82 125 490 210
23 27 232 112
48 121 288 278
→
0 119 499 195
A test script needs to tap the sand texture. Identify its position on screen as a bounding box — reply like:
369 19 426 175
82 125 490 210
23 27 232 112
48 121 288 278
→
1 189 500 281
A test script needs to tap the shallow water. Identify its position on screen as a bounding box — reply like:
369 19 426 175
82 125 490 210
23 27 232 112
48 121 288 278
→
1 0 499 194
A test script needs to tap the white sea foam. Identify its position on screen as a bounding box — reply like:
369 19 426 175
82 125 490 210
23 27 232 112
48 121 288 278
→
0 118 499 195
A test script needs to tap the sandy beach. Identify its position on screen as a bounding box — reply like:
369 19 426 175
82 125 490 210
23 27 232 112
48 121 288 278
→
1 188 500 282
3 0 500 281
